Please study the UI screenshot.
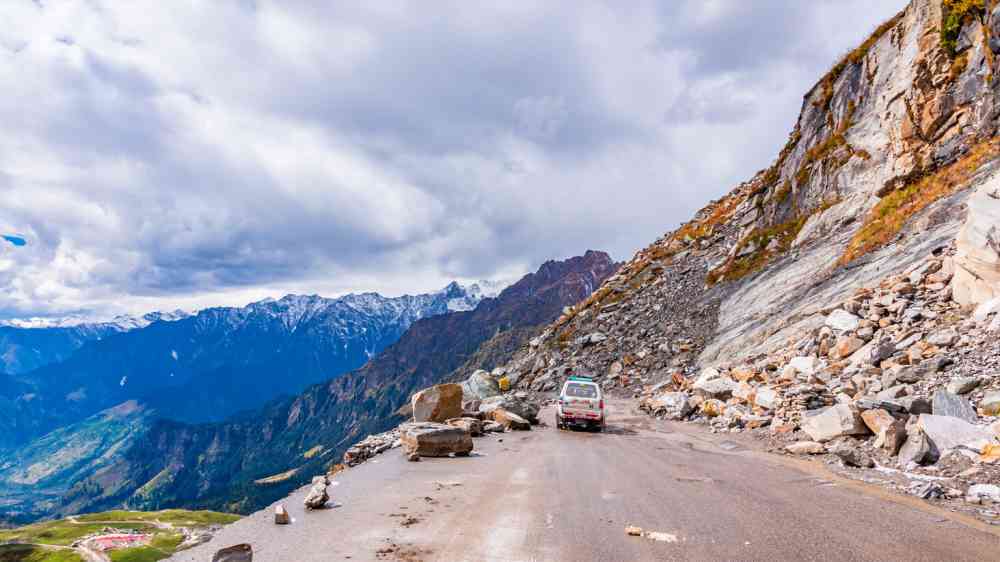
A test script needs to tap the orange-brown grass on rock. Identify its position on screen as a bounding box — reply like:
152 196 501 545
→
840 138 1000 265
813 11 905 110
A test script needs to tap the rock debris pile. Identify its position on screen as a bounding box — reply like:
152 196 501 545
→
636 247 1000 510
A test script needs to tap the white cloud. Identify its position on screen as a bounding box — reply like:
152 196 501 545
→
0 0 907 320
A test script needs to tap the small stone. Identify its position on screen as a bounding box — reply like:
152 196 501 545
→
898 429 935 465
979 392 1000 416
831 443 874 468
946 377 980 395
785 441 825 455
826 309 861 333
927 329 959 347
966 484 1000 504
754 387 778 410
692 376 738 399
831 336 865 359
274 504 290 525
910 481 945 500
213 544 253 562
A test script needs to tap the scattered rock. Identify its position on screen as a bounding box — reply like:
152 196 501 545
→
274 504 290 525
917 414 995 453
910 481 945 500
831 336 865 359
785 441 825 455
898 428 936 466
213 544 253 562
489 408 532 430
304 477 329 510
831 443 874 468
482 421 505 433
966 484 1000 504
460 370 501 401
945 377 980 395
446 417 484 437
861 409 907 454
800 403 869 442
411 383 464 423
479 393 540 424
931 390 978 423
625 526 643 536
642 391 694 419
979 391 1000 416
826 309 861 332
754 387 778 410
692 376 738 399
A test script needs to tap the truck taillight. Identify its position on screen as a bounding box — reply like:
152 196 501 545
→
599 399 604 410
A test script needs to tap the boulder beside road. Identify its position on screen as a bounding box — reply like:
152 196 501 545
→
488 408 531 430
412 383 464 423
479 393 540 423
400 422 474 457
800 403 869 442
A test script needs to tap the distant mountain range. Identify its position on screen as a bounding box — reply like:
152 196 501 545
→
0 251 617 524
0 281 503 451
0 311 190 375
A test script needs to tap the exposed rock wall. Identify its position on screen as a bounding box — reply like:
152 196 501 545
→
501 0 1000 397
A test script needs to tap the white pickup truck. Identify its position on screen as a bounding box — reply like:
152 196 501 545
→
555 377 605 431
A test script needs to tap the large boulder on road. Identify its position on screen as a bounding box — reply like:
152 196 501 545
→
461 370 501 401
412 383 463 423
479 393 540 424
400 422 474 457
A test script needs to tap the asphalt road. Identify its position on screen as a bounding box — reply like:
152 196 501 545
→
170 401 1000 561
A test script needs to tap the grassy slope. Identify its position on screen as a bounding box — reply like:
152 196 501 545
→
0 510 238 562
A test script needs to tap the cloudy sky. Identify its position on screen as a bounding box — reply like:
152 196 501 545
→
0 0 906 321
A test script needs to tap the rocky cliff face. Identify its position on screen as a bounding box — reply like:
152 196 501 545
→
499 0 1000 396
5 251 616 521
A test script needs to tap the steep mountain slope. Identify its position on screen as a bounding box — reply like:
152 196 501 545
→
0 284 492 449
499 0 1000 397
18 251 616 521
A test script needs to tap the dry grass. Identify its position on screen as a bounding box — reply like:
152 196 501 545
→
814 12 905 110
941 0 985 56
839 139 1000 265
707 197 841 286
761 129 802 188
795 102 857 187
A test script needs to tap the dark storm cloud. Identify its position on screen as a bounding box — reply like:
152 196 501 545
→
0 0 908 319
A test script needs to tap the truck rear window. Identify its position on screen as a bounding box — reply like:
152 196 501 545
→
565 382 598 398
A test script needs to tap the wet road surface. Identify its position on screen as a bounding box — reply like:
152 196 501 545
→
170 401 1000 561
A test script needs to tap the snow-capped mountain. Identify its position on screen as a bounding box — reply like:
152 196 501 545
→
0 311 191 376
445 279 510 312
0 282 492 449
